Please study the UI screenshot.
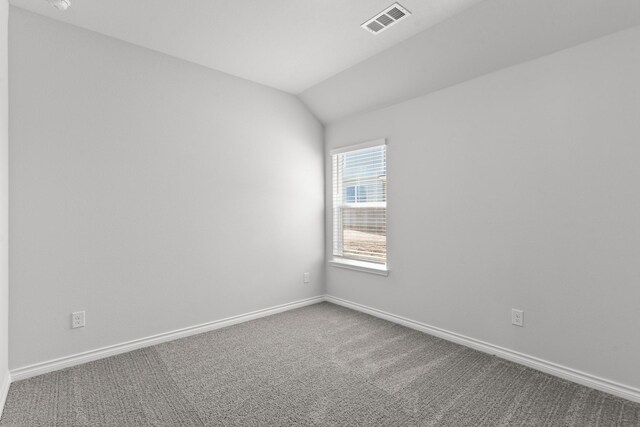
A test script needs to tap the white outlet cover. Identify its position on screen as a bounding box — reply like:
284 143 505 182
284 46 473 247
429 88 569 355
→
511 309 523 327
303 272 310 284
72 311 85 328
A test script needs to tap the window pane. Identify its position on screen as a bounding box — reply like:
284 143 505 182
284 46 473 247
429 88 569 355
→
342 207 386 263
332 144 387 265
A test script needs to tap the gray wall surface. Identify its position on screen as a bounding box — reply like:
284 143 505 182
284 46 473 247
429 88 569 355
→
325 26 640 390
0 0 9 397
9 8 324 369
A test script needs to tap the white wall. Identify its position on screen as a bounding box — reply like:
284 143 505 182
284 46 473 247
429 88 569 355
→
325 26 640 390
9 8 324 370
0 0 10 409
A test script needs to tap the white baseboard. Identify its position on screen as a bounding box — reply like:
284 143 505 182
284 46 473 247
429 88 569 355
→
10 296 324 382
0 371 10 419
325 295 640 404
9 294 640 405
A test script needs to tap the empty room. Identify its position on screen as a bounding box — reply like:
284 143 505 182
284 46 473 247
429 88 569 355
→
0 0 639 425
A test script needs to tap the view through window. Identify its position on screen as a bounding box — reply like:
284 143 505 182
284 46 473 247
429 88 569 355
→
332 142 387 266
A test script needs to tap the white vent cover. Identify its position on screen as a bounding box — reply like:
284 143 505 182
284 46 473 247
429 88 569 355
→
362 3 411 34
47 0 71 10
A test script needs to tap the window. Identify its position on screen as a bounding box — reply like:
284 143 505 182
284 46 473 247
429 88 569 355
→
331 140 388 274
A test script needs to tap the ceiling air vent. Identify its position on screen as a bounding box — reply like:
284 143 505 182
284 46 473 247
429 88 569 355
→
362 3 411 35
46 0 71 10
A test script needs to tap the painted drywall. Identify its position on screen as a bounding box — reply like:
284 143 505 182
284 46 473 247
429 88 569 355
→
325 26 640 390
9 8 324 369
1 0 10 408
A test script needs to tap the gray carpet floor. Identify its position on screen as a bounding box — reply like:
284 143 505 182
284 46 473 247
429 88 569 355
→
1 302 639 426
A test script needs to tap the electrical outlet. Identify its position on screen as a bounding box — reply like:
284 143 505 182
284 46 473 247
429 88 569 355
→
303 272 310 284
72 311 85 329
511 309 523 327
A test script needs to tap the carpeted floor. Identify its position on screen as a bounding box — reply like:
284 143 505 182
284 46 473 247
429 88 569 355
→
2 302 639 426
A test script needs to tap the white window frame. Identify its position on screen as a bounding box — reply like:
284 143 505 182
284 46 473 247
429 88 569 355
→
329 139 389 276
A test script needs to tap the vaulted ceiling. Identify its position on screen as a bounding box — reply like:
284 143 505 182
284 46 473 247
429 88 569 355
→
10 0 640 123
9 0 483 93
300 0 640 122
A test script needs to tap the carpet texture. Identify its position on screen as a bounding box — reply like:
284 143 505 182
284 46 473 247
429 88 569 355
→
2 302 639 426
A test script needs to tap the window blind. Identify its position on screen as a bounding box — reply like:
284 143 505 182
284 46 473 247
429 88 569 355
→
332 143 387 265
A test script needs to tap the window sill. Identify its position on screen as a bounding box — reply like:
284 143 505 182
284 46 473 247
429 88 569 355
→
329 259 389 276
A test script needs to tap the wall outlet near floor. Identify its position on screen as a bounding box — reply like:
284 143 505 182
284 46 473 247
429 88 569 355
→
72 311 85 329
303 272 310 284
511 309 524 327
